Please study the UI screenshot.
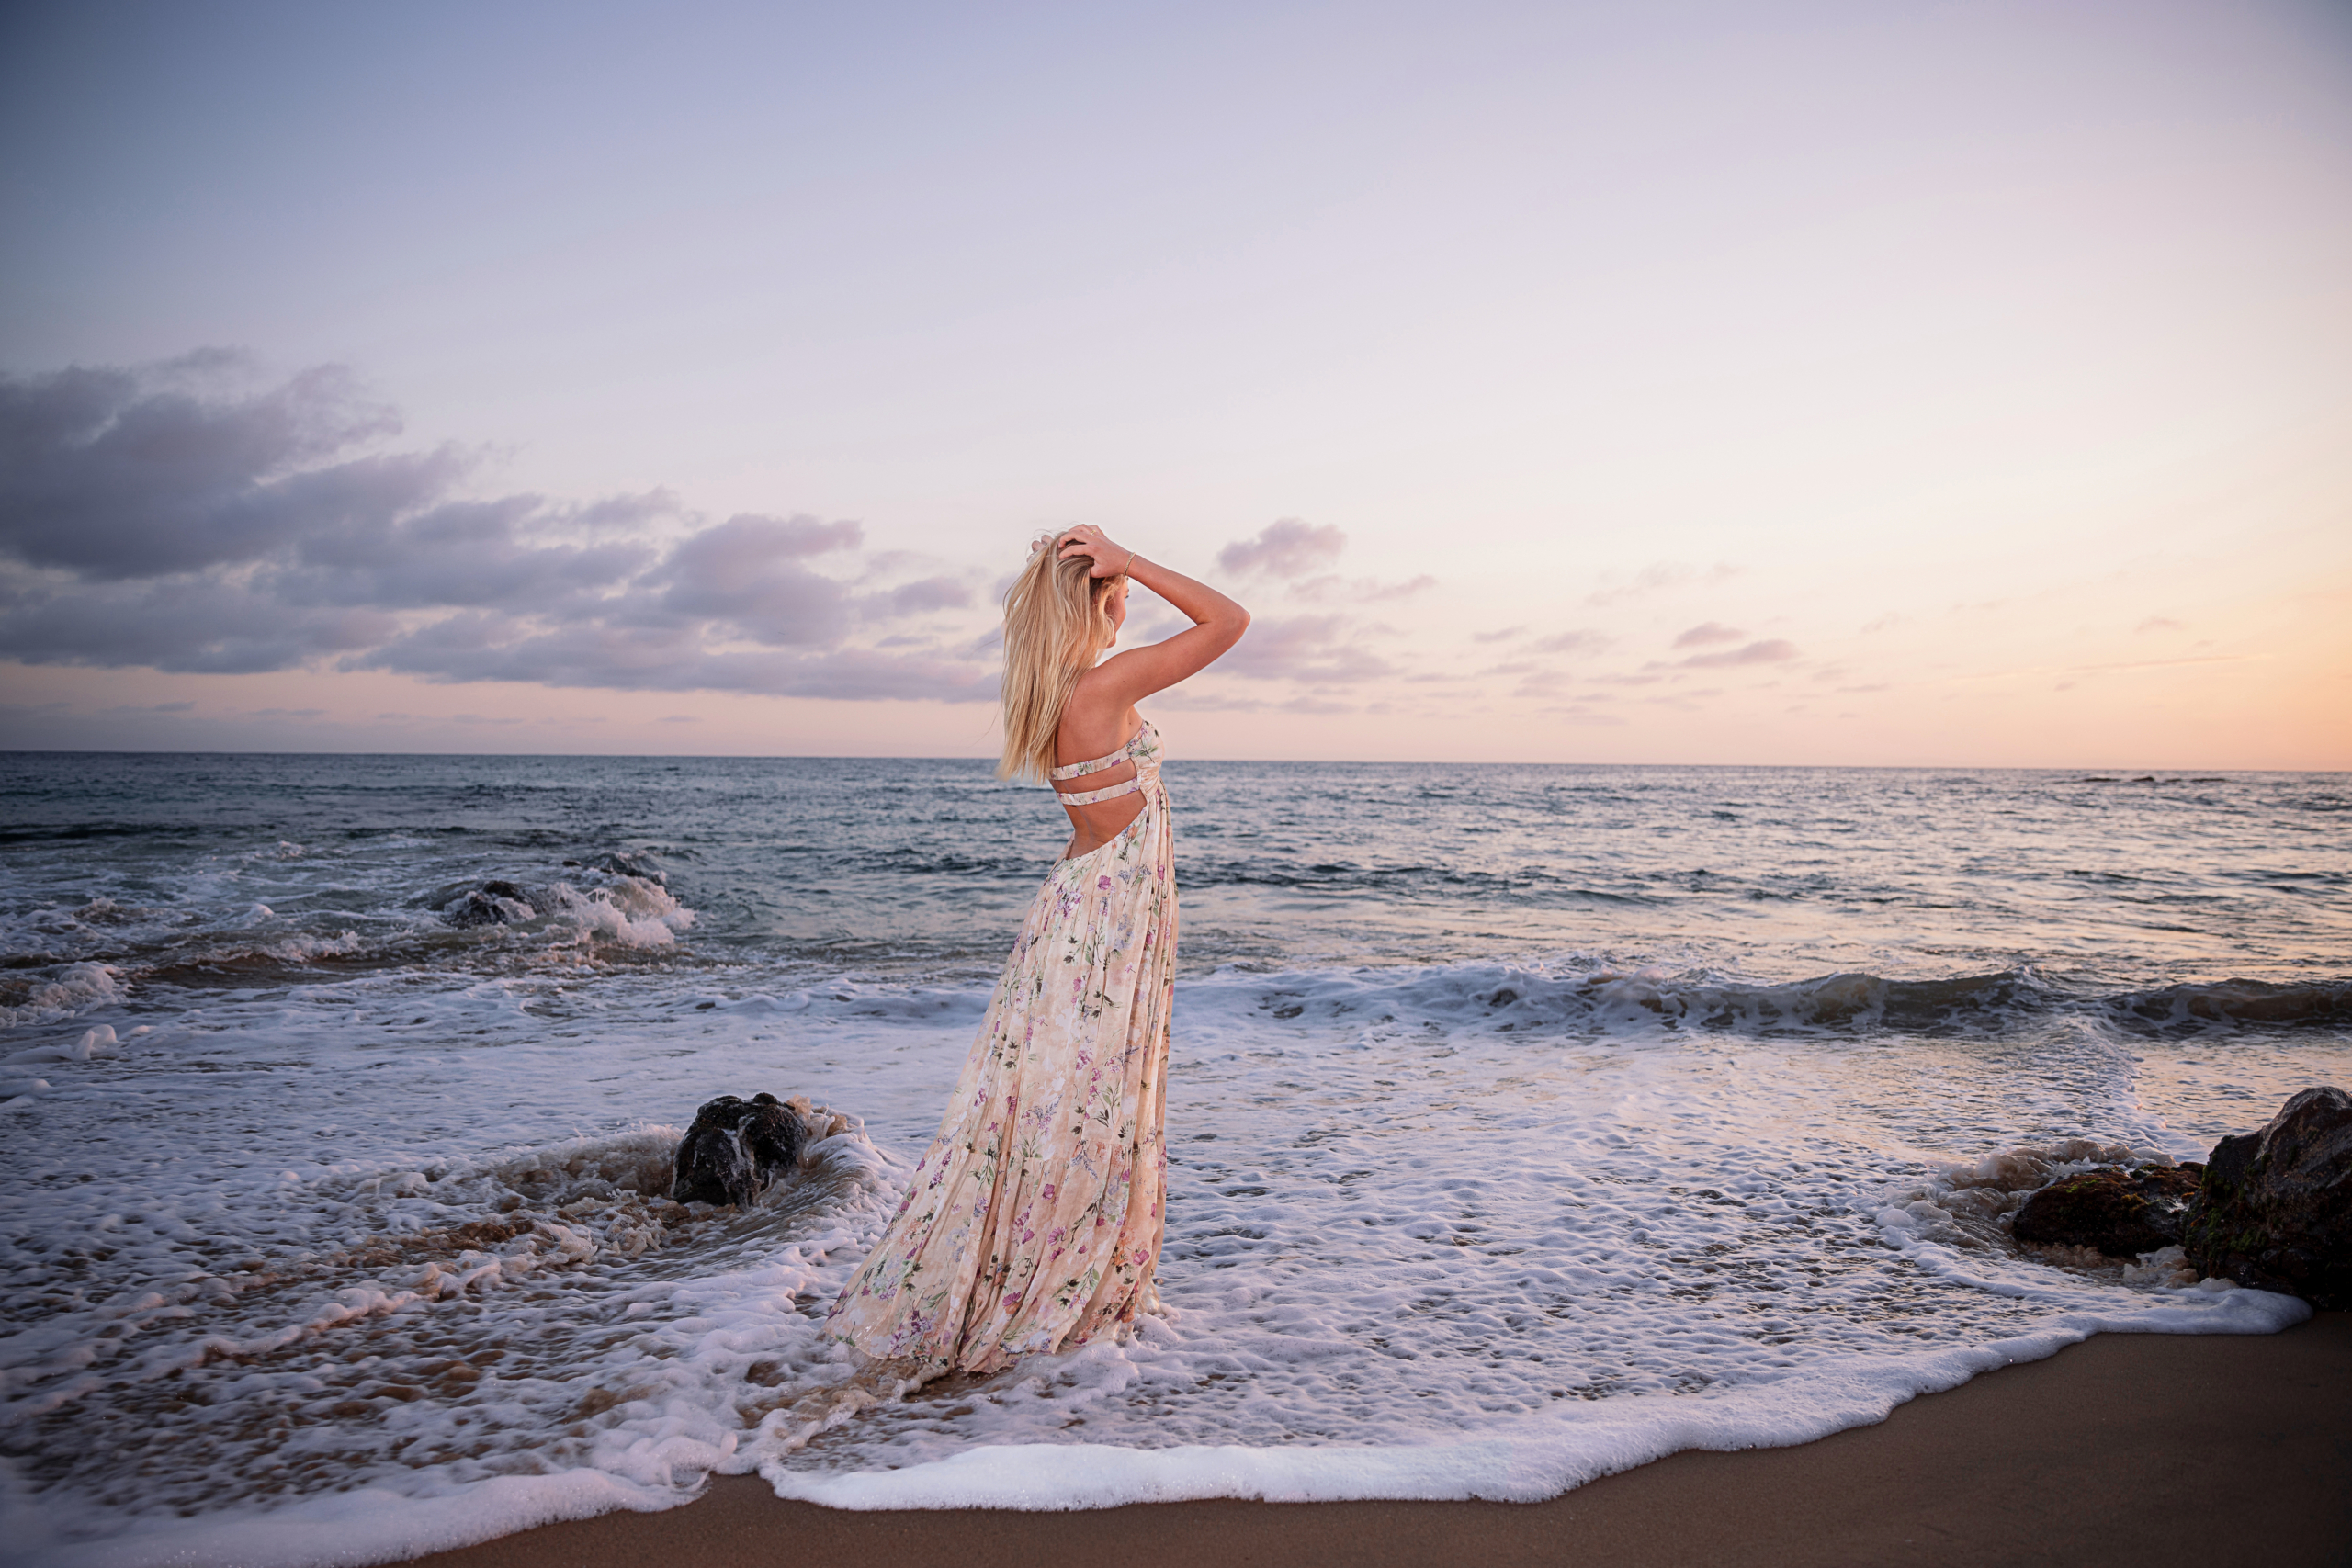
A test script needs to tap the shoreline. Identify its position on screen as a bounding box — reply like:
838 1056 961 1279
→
408 1312 2351 1568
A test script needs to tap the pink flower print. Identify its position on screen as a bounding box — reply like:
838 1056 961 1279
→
1040 1184 1057 1202
1003 1292 1023 1311
1131 1247 1150 1266
1098 875 1114 890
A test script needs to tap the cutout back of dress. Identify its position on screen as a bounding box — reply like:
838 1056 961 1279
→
1049 720 1161 806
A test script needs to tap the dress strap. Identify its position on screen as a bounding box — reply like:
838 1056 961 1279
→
1048 725 1147 780
1055 776 1146 807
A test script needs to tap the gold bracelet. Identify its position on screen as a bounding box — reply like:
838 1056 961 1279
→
1122 549 1137 575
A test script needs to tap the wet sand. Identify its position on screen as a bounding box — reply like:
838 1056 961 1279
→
413 1312 2350 1568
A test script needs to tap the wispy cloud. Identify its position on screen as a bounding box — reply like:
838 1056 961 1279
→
1217 615 1397 684
1213 517 1432 605
1286 571 1436 604
1678 638 1799 669
1672 621 1743 649
1582 562 1740 607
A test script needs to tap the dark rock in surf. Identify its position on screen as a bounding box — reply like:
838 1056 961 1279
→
672 1093 806 1206
2182 1086 2352 1308
2012 1164 2202 1257
585 851 665 884
442 880 541 928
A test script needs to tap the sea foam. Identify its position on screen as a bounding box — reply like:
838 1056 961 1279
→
3 753 2344 1567
3 959 2336 1567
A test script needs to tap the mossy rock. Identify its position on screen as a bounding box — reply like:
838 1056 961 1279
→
2013 1164 2201 1257
2182 1086 2352 1309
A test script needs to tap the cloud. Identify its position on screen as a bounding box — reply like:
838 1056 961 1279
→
652 513 862 646
869 575 974 617
1216 615 1397 684
1287 571 1437 604
2135 615 2185 633
1532 629 1608 655
0 355 441 578
0 354 994 701
1672 622 1743 649
1510 669 1579 698
1137 687 1267 713
1583 562 1740 607
1214 522 1430 604
353 612 1001 701
0 575 399 673
1679 638 1799 669
280 493 662 612
1217 518 1347 579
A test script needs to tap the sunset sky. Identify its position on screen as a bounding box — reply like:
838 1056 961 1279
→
3 0 2347 766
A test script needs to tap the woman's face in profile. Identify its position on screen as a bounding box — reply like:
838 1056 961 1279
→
1104 580 1129 646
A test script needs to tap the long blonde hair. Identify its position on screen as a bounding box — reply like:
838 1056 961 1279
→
999 534 1125 781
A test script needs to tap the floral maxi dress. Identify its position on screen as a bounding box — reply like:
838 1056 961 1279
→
825 721 1175 1382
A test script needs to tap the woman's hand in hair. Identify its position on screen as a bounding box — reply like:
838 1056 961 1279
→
1066 536 1250 708
1057 525 1134 580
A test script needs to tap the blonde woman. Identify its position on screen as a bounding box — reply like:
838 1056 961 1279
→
824 525 1249 1385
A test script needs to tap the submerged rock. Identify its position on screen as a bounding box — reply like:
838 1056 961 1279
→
672 1092 807 1206
2183 1085 2352 1308
441 880 541 928
2012 1164 2202 1257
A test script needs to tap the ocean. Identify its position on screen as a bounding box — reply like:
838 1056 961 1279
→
3 748 2346 1565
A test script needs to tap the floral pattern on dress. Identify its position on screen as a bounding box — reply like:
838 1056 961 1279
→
824 723 1176 1383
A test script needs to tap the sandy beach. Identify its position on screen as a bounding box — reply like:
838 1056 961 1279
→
412 1311 2349 1568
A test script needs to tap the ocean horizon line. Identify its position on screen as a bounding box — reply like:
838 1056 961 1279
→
2 747 2340 775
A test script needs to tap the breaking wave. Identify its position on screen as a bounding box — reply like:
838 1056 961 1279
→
1218 963 2352 1040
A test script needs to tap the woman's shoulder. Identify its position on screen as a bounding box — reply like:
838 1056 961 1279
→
1053 686 1141 764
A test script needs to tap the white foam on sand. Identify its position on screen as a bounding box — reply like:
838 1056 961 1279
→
1 960 2339 1567
759 1292 2301 1513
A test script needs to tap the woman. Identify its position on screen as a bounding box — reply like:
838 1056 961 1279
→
823 525 1249 1386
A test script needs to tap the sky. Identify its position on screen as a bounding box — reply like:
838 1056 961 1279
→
2 0 2347 765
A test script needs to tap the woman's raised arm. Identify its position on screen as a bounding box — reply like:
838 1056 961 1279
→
1057 526 1249 705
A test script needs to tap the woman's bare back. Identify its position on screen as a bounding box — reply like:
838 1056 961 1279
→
1053 685 1147 859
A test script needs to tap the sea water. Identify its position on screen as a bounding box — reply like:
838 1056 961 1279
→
1 750 2345 1565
